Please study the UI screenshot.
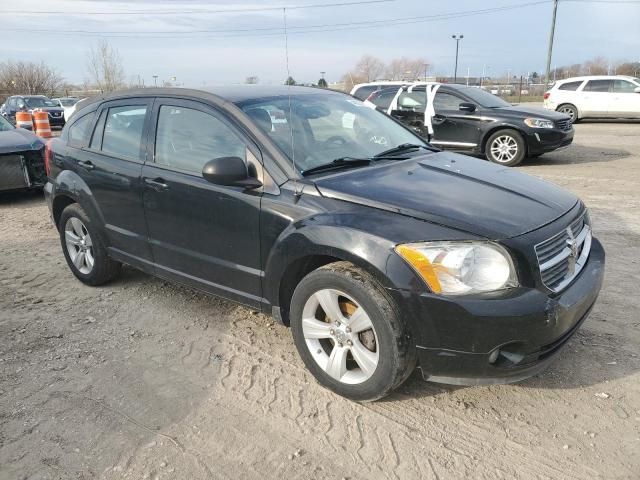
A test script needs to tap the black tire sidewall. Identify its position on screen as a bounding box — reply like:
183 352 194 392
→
58 203 117 286
486 129 526 166
290 265 405 401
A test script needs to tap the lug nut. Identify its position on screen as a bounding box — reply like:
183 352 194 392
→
346 340 353 346
345 326 351 333
338 342 343 348
329 329 335 335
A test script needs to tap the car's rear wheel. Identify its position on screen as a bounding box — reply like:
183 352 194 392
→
557 104 578 123
290 262 416 401
485 129 526 167
59 203 120 286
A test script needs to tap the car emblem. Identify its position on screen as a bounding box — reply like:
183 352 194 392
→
566 227 578 275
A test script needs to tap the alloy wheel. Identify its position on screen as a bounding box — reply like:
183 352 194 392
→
64 217 95 275
559 106 576 122
490 135 519 163
301 288 379 384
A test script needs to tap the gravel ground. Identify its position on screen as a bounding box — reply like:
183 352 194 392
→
1 120 639 480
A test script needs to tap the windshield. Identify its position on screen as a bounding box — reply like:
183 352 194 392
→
0 115 14 131
237 93 426 173
456 87 511 108
24 97 56 108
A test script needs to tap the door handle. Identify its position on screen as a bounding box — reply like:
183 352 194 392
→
432 114 446 125
144 177 170 191
77 160 95 170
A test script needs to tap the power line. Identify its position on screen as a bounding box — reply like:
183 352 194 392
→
0 0 394 15
0 1 552 38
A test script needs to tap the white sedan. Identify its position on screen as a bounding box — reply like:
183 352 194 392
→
543 75 640 122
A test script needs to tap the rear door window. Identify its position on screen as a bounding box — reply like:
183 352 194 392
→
558 81 583 91
583 80 613 92
370 90 397 109
101 106 148 161
352 85 377 100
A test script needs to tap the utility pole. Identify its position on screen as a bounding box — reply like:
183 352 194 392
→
544 0 559 87
452 34 463 83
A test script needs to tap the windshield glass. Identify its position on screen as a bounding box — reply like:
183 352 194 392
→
237 93 426 173
0 115 14 131
24 97 56 108
457 87 511 108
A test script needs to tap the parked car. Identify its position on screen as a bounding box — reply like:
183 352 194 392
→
543 75 640 122
0 95 66 128
52 97 80 121
0 114 46 192
45 86 604 401
350 81 410 100
367 84 574 166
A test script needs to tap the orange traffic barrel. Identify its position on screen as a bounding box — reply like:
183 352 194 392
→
15 111 33 130
33 110 52 138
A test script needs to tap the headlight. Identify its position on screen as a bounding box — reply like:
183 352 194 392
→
395 242 518 295
524 117 554 129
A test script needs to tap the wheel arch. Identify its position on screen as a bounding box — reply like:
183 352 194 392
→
51 169 108 235
480 125 528 156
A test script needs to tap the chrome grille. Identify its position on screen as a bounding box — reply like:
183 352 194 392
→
535 215 591 292
555 119 572 131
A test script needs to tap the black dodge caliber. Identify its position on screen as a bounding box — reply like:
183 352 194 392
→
44 86 604 401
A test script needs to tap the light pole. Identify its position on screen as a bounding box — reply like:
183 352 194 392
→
423 63 429 82
544 0 559 87
153 75 158 87
452 34 463 83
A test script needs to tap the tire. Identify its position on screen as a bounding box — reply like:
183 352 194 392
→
58 203 121 286
485 129 526 167
557 104 579 123
290 262 416 401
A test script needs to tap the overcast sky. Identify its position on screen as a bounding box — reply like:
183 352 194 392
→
1 0 638 86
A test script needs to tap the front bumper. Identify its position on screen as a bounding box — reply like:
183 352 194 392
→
396 238 605 386
526 127 574 155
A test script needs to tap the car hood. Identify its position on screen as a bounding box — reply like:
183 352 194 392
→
0 128 45 154
28 106 64 114
490 104 569 120
313 152 578 239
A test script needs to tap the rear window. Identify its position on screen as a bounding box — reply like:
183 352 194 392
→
352 85 378 100
613 80 637 93
558 81 583 91
583 80 612 92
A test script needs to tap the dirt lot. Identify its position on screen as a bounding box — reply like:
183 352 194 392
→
1 121 639 480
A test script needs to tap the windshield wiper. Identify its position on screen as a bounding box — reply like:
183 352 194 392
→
372 143 432 159
301 157 371 176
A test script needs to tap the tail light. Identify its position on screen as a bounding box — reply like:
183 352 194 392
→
44 140 52 176
543 92 550 100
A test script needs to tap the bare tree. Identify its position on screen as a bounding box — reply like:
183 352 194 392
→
0 61 64 95
86 40 126 92
355 55 385 82
386 57 428 81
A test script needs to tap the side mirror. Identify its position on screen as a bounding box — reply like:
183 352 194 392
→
634 87 640 93
459 102 476 113
202 156 262 189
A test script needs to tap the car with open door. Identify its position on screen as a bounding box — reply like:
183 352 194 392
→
367 84 574 166
44 86 603 401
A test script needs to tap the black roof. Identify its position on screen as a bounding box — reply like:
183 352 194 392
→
74 85 344 113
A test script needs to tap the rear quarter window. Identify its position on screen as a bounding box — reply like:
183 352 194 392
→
67 113 95 148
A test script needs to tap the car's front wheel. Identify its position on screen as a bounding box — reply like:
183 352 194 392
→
58 203 121 286
485 129 526 167
290 262 416 401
